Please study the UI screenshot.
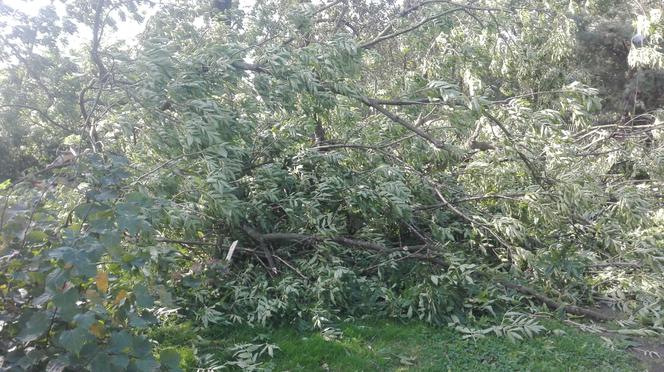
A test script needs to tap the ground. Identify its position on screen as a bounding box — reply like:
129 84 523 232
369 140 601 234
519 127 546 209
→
151 318 649 371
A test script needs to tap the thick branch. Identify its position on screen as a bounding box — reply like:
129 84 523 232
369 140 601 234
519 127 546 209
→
231 61 269 74
91 0 108 82
242 225 278 275
501 281 614 321
311 0 343 16
231 61 449 150
255 231 448 266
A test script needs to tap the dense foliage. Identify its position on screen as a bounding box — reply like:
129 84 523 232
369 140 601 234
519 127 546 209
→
0 0 663 370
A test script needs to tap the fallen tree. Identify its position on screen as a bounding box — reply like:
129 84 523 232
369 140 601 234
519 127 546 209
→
1 0 663 370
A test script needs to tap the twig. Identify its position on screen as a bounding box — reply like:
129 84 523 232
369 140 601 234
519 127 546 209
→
357 96 449 150
432 187 513 254
0 104 73 133
274 255 308 280
588 261 641 269
256 231 448 266
312 0 343 16
231 61 450 150
0 188 14 232
156 238 216 246
400 0 507 17
361 7 464 49
483 111 547 185
415 193 526 210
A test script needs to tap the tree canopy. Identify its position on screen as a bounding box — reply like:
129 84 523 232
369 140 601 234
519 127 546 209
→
0 0 663 370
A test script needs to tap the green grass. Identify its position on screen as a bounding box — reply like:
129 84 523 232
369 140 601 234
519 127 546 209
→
151 319 642 371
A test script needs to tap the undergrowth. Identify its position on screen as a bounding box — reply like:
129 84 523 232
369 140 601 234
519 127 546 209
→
149 318 641 371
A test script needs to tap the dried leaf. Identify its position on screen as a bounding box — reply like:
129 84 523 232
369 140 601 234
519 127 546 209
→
96 271 109 293
89 322 105 338
114 289 128 305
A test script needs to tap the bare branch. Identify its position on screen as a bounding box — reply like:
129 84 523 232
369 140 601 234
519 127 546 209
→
0 104 73 133
231 61 450 150
361 7 464 49
415 193 527 210
400 0 506 17
501 281 614 321
91 0 108 82
242 225 278 276
312 0 344 16
358 96 450 150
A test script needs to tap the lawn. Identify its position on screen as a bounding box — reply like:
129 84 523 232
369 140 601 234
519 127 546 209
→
151 319 643 371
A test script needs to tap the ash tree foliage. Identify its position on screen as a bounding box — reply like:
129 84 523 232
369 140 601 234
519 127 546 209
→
0 0 663 370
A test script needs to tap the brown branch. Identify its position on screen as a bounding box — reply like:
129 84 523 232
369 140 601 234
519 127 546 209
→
131 145 228 185
358 96 449 150
312 0 344 16
91 0 108 82
483 111 547 185
588 261 641 269
0 104 73 133
489 89 577 104
78 79 97 151
242 225 278 276
274 255 308 280
156 238 216 246
367 97 462 107
416 193 526 210
432 187 513 254
231 61 269 74
317 18 360 37
400 0 506 17
231 61 449 150
311 143 376 151
234 230 448 267
501 281 614 321
361 7 464 49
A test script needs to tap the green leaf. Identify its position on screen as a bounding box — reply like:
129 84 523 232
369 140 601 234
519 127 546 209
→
73 203 110 220
110 354 130 370
132 335 153 357
26 230 49 242
45 268 68 292
89 352 112 372
53 288 79 321
32 291 53 307
133 284 154 308
73 312 96 328
0 179 11 190
159 349 182 371
100 232 121 249
156 285 174 307
17 311 50 343
58 326 93 355
48 247 96 278
132 357 159 371
125 191 152 207
109 331 133 354
128 312 153 328
45 357 69 372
